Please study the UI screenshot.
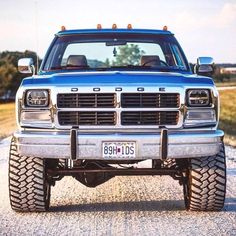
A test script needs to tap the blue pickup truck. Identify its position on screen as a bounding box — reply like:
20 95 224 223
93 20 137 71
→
9 25 226 212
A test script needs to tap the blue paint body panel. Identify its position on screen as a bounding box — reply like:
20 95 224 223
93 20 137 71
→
21 71 214 87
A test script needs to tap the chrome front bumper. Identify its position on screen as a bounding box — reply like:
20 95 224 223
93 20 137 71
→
14 129 224 160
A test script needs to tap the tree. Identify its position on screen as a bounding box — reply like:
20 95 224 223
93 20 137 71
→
0 64 16 94
87 59 105 68
104 58 110 67
112 44 145 66
0 50 40 97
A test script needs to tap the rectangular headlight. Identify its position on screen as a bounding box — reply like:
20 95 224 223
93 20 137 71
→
187 89 210 107
25 90 49 107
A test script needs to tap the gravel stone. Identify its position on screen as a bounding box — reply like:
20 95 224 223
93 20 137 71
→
0 138 236 236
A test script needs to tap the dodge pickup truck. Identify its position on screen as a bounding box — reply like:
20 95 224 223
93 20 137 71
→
9 25 226 212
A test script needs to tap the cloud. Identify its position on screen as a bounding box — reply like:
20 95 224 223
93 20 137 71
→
217 3 236 27
172 2 236 31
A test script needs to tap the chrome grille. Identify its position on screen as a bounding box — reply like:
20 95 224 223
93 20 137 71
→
121 93 179 108
121 111 179 125
57 93 116 108
58 111 116 126
56 91 181 128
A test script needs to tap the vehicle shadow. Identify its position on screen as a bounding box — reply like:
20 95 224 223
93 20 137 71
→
51 198 236 213
50 199 186 212
224 198 236 212
227 168 236 176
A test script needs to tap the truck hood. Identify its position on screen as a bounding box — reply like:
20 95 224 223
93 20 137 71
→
21 71 214 87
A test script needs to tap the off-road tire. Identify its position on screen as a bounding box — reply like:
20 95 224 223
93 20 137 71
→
184 144 226 211
9 138 51 212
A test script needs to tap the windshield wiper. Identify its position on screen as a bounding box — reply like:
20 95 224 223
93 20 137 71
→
46 65 174 72
109 65 171 71
47 65 91 71
47 66 63 71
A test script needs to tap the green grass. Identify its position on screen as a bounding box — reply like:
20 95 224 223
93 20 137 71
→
0 103 17 139
219 89 236 146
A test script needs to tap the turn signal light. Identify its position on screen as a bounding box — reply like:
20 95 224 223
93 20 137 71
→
163 25 168 31
112 24 117 29
127 24 132 29
61 26 66 31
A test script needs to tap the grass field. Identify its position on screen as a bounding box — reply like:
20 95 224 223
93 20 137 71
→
0 90 236 146
219 89 236 146
0 103 17 139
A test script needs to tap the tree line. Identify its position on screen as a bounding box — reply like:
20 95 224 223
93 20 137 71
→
0 50 40 97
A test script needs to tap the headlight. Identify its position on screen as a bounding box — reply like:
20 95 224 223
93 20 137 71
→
187 89 210 107
25 90 49 107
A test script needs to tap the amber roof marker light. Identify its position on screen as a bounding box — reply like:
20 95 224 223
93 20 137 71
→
112 24 117 29
97 24 102 29
61 26 66 31
127 24 132 29
163 25 168 31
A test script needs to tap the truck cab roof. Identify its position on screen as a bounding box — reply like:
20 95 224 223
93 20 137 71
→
56 28 173 37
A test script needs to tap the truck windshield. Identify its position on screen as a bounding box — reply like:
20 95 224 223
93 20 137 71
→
42 33 189 72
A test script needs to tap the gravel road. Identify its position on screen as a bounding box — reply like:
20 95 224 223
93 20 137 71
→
0 138 235 236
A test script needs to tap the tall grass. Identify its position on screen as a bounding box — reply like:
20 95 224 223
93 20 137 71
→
0 103 16 139
219 89 236 146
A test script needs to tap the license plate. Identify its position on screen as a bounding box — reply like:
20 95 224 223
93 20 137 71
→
102 142 136 159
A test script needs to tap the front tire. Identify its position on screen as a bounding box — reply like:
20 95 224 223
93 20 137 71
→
9 138 51 212
184 144 226 211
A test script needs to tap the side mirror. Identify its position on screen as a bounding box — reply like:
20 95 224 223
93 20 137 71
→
18 58 35 74
195 57 214 77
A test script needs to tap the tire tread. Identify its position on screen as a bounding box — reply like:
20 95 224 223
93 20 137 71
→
8 138 50 212
187 145 226 211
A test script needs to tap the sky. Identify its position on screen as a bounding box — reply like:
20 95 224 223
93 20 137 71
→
0 0 236 63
